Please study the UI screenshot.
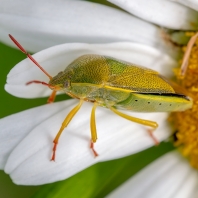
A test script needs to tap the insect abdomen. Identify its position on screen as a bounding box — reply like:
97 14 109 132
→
114 93 193 112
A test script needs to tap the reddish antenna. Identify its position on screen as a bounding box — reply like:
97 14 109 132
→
180 32 198 76
8 34 52 80
26 80 55 89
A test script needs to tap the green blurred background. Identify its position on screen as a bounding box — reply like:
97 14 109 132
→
0 41 44 198
0 41 174 198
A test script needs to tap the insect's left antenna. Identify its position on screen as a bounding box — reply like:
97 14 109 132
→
180 32 198 76
8 34 52 80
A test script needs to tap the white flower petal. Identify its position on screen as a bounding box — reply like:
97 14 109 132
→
107 151 198 198
4 100 170 185
0 100 76 169
0 0 162 52
109 0 198 30
170 0 198 11
5 42 176 98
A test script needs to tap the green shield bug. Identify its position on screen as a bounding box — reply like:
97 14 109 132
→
8 34 194 161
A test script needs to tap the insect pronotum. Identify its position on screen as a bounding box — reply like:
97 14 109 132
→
9 33 196 161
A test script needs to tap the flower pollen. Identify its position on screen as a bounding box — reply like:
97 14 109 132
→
170 32 198 169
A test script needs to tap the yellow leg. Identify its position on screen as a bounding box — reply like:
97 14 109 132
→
90 102 99 157
51 99 84 161
109 106 159 145
180 32 198 76
109 106 158 129
90 102 98 142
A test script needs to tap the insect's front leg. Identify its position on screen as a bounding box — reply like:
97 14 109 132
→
47 90 57 103
51 99 84 161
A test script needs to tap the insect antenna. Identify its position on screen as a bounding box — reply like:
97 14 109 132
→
8 34 52 80
26 80 55 89
180 32 198 76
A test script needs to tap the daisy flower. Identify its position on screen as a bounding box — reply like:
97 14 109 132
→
0 0 198 197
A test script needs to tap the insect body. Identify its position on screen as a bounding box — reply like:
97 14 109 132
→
50 54 192 112
9 34 193 161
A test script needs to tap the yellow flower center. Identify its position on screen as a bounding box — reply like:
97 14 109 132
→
170 32 198 169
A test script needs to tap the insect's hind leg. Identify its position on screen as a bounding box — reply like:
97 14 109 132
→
51 99 84 161
90 102 99 157
147 129 159 145
109 106 159 145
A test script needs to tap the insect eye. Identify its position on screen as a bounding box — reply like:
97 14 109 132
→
64 80 71 88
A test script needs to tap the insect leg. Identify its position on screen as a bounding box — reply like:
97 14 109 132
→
109 107 159 145
109 106 158 128
51 99 84 161
90 102 99 157
147 129 159 145
47 90 57 103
